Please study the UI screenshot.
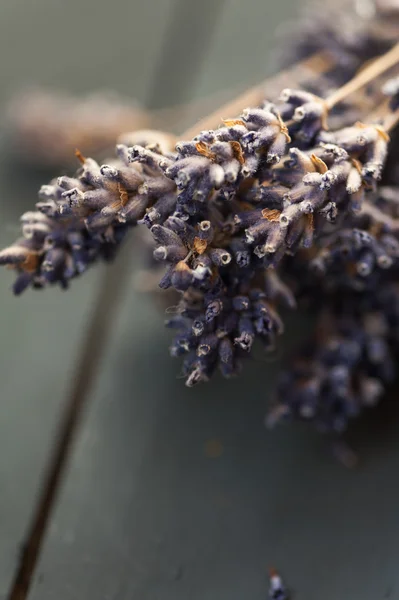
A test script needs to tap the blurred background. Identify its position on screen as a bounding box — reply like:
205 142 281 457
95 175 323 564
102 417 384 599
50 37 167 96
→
1 1 399 599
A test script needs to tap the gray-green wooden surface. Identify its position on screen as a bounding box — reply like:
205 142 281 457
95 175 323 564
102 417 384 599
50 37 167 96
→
1 0 399 599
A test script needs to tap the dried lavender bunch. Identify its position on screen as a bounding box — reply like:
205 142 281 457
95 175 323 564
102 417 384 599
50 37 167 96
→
301 187 399 289
1 0 399 435
269 282 399 433
165 270 293 385
265 0 399 432
279 0 399 84
265 178 399 433
1 86 396 370
0 130 176 293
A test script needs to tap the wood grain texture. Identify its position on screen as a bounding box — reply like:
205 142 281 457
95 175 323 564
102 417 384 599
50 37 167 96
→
10 1 399 600
0 163 103 597
27 285 399 600
0 0 175 595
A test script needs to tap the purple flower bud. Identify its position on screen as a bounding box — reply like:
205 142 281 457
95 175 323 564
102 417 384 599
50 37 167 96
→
13 272 34 295
218 338 235 377
232 295 250 311
234 317 255 351
209 248 232 267
197 333 219 357
171 261 193 291
205 299 223 322
118 195 149 223
151 224 184 248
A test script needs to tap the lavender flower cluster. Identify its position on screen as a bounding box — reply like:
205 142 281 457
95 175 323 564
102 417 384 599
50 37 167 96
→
269 284 399 432
1 0 399 435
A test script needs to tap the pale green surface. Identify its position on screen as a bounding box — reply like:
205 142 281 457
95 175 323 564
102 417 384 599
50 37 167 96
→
0 0 176 594
0 190 103 595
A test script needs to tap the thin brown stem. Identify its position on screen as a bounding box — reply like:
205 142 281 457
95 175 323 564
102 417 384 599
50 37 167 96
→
384 108 399 133
182 44 399 139
360 201 399 231
363 98 399 132
325 42 399 109
182 51 336 139
151 84 247 129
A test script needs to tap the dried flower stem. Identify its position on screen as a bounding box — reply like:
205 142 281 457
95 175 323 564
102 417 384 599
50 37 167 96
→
383 108 399 132
182 43 399 139
183 51 335 138
362 98 399 132
325 41 399 109
360 201 399 231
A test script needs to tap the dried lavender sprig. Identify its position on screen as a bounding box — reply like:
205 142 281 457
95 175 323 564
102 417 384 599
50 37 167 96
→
0 84 396 388
279 0 399 80
0 134 177 293
1 13 399 394
149 98 395 275
159 78 396 383
0 51 337 295
298 186 399 292
268 283 399 433
147 47 399 281
182 51 336 139
324 41 399 109
3 39 396 295
166 270 293 386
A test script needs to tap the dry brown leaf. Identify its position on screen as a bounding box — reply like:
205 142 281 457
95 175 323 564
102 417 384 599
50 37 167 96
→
193 237 207 255
262 208 281 222
22 252 40 273
310 153 328 174
222 118 245 127
74 148 86 164
195 141 217 161
230 141 245 165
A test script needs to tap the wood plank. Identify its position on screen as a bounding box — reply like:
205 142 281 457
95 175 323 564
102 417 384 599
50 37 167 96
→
0 165 103 597
0 0 175 594
27 282 399 600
